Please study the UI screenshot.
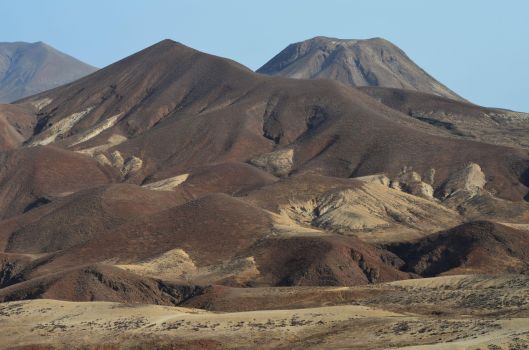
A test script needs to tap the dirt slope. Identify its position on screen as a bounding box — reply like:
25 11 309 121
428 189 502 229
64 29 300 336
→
360 86 529 149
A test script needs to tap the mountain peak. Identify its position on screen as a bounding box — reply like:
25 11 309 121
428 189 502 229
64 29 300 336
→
151 38 180 48
258 36 463 101
0 41 97 102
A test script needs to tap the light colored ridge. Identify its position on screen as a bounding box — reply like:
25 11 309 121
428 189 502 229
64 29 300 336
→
117 249 260 284
76 134 128 156
142 174 190 191
29 106 94 146
70 113 122 146
30 97 52 111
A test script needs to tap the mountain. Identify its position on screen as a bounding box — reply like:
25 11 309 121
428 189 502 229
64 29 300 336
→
0 41 97 102
2 39 529 348
16 40 529 202
1 39 527 286
257 36 463 101
0 39 524 292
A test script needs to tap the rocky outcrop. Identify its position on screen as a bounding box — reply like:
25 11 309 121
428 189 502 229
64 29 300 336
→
28 106 94 146
250 148 294 176
441 162 486 198
392 167 434 199
406 181 434 199
283 182 459 235
355 168 434 200
122 156 143 177
142 174 190 191
354 164 486 203
95 150 143 179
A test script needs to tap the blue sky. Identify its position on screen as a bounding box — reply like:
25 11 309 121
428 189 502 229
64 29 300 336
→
2 0 528 111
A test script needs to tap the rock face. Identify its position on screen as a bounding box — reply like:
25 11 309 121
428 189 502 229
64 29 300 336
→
354 163 484 202
258 36 463 101
442 162 486 198
407 181 434 199
0 42 97 102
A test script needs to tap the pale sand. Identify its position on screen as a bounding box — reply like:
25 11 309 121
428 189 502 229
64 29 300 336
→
0 300 402 348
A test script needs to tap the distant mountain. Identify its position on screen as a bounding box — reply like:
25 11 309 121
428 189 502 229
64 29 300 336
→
0 41 97 102
257 36 463 101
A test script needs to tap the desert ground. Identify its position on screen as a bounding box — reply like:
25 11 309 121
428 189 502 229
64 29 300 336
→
1 274 528 349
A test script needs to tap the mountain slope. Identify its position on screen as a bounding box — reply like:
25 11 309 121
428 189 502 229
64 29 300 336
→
0 41 97 102
257 36 463 101
359 86 529 149
386 221 529 276
0 146 114 220
0 104 35 150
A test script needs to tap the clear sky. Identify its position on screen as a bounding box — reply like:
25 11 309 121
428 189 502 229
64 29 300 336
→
2 0 528 111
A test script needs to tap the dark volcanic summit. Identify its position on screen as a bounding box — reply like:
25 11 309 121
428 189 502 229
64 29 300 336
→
0 41 97 102
258 36 463 101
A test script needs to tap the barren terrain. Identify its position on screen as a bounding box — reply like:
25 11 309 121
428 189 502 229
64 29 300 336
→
2 274 528 349
0 37 528 348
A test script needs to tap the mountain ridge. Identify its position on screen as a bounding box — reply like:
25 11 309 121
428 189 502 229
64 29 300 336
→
15 39 528 202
